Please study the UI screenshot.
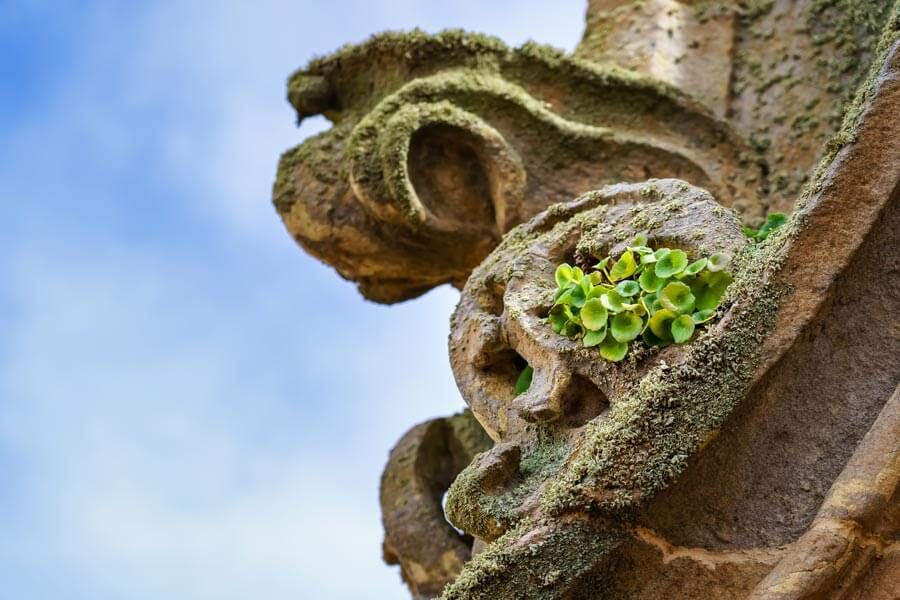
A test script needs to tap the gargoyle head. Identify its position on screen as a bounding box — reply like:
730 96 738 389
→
274 31 764 302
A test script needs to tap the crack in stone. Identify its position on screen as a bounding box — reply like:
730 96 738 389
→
632 526 785 570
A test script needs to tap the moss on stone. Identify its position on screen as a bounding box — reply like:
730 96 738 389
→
285 26 745 150
730 0 893 211
445 426 571 542
803 0 900 198
440 10 900 592
448 410 495 459
541 237 785 516
449 182 750 539
440 518 623 599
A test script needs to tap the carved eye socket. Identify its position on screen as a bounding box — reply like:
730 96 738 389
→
408 124 499 239
478 348 529 403
558 374 609 429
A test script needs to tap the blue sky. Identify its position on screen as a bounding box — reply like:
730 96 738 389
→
0 2 582 598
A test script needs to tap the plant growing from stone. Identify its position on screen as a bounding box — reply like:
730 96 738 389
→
514 365 533 396
744 212 787 241
547 234 732 362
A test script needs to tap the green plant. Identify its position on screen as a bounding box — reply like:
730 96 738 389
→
548 234 732 362
744 212 787 241
514 365 533 396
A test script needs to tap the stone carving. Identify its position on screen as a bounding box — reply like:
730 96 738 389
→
273 1 900 598
439 28 900 596
275 31 763 303
380 411 492 599
441 179 770 595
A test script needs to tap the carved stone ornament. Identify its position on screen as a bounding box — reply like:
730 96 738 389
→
275 31 765 303
274 1 900 598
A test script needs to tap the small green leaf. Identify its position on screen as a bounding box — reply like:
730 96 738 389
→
579 273 593 293
550 303 579 331
629 245 654 255
759 212 787 237
682 258 707 277
745 212 788 240
659 281 696 314
631 232 649 247
581 299 609 331
643 292 663 314
567 308 582 326
611 311 644 342
609 251 637 281
554 284 575 306
598 336 628 361
593 256 611 271
570 283 587 308
671 315 695 343
575 275 593 306
514 366 533 396
649 308 677 341
615 280 640 297
707 252 731 272
655 249 688 278
640 252 658 265
639 268 665 293
654 248 671 261
555 263 575 288
583 327 607 347
587 284 606 300
692 270 733 310
692 309 716 323
600 289 627 313
548 305 569 333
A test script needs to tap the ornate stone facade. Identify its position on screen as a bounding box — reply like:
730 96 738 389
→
274 2 900 598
